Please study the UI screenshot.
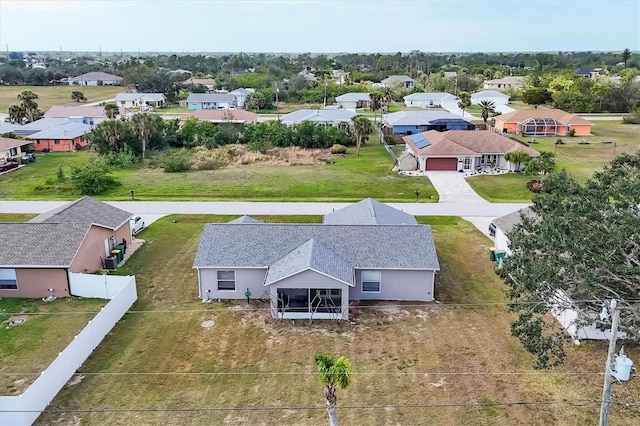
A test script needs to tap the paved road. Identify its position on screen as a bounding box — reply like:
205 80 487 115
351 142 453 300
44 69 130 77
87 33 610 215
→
426 171 489 204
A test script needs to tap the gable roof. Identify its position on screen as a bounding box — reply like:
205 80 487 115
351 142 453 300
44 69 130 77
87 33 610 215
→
0 222 91 267
575 68 595 75
29 196 132 230
183 78 215 86
228 215 263 224
403 130 540 157
186 93 236 103
193 224 439 271
186 109 258 123
68 72 123 82
25 121 93 140
471 90 510 99
265 238 354 286
403 92 458 102
45 105 125 118
484 76 524 84
496 109 592 126
230 88 255 96
323 198 417 225
0 137 31 151
492 207 534 234
280 109 356 125
336 93 371 102
381 75 414 84
114 93 166 102
383 110 472 127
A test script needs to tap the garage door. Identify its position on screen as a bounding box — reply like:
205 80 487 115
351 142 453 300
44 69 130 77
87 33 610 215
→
426 158 458 171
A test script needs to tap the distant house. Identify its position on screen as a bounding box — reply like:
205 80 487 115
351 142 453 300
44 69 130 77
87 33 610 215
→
471 90 510 106
114 93 166 110
494 109 592 136
184 109 258 124
443 71 458 78
192 200 439 320
574 68 599 79
229 88 255 109
183 78 216 91
482 76 524 90
68 72 123 86
382 111 474 135
45 105 127 125
25 121 93 152
280 109 356 126
0 136 32 161
381 75 414 88
403 92 458 108
402 130 539 172
0 197 133 299
187 93 237 110
335 93 371 110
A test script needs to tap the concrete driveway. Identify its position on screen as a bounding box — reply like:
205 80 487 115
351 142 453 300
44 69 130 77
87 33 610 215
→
425 171 489 204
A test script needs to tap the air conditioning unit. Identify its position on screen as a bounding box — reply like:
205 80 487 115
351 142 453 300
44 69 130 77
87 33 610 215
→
104 256 118 270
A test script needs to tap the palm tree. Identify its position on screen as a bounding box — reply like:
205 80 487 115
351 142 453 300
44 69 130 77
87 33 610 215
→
103 103 120 119
479 100 496 123
622 48 631 67
315 353 353 426
381 86 394 113
504 149 530 172
351 115 373 156
130 113 156 160
369 92 382 125
457 92 471 118
94 119 127 152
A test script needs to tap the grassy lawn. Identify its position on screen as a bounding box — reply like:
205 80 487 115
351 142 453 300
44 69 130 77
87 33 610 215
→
0 297 106 395
0 213 36 221
155 105 191 114
466 173 534 203
34 215 639 425
0 86 123 113
0 144 438 202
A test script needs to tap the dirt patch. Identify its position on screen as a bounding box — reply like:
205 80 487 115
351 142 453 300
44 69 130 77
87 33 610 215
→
66 374 84 387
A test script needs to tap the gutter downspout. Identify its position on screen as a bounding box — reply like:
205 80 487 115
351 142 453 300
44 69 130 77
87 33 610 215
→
66 268 75 296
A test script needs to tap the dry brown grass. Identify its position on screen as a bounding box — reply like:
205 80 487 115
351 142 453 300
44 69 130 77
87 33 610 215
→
188 145 331 170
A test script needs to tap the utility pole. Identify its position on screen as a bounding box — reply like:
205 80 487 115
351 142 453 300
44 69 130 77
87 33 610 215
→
275 83 280 120
599 299 620 426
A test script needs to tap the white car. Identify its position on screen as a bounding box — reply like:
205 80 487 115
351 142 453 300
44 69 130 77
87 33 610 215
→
130 216 145 235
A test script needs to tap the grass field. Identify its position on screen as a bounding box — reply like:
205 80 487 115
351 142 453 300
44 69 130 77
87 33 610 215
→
33 215 639 425
0 144 438 202
0 213 36 221
0 86 124 113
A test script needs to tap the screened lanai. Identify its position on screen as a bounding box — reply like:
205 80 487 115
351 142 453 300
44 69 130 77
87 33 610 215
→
516 117 567 136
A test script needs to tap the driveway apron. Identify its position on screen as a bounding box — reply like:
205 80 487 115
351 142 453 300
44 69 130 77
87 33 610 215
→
425 171 489 204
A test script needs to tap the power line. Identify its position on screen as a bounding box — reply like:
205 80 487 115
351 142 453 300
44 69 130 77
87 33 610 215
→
0 371 608 377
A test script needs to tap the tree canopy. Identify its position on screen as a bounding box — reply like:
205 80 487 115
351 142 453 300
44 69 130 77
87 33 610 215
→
499 153 640 368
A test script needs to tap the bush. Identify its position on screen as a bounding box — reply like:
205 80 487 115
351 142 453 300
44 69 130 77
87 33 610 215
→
101 144 139 168
569 128 576 137
384 135 395 145
527 179 543 193
162 155 189 173
71 161 120 195
330 144 347 154
622 115 640 124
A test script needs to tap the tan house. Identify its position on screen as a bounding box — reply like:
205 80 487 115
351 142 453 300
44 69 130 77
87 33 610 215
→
0 136 32 161
184 109 259 124
402 130 539 172
0 197 133 298
494 109 592 137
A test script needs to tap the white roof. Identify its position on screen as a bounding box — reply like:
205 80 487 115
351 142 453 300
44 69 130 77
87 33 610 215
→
381 75 414 84
336 93 371 102
403 92 458 102
472 90 510 99
383 111 471 126
280 109 356 125
115 93 166 102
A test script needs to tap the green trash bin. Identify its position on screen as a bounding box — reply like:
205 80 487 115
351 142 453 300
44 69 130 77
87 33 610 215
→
489 247 496 262
115 243 126 256
494 250 507 263
111 249 122 264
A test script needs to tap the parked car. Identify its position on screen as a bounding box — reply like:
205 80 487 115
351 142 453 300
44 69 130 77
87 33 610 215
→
0 161 19 172
130 215 145 235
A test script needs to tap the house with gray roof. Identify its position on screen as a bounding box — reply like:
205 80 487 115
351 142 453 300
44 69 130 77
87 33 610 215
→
115 93 166 110
68 71 123 86
0 197 133 299
403 92 459 108
335 93 371 111
280 109 356 126
193 201 439 320
25 121 93 152
187 93 238 110
490 207 533 254
382 110 474 135
381 75 414 88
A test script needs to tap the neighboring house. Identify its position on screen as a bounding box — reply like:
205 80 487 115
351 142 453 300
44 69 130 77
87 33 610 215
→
443 71 458 78
574 68 599 79
381 75 414 88
0 136 32 160
192 201 440 320
25 121 93 152
229 88 255 109
323 198 417 225
402 130 539 172
280 109 356 126
10 117 71 137
403 92 459 108
482 76 524 90
68 72 123 86
298 70 317 82
184 109 258 124
494 109 592 136
184 78 216 91
471 90 510 105
45 105 127 125
0 197 133 298
382 111 474 135
187 93 238 110
333 69 349 85
490 207 533 254
335 93 371 110
114 93 167 110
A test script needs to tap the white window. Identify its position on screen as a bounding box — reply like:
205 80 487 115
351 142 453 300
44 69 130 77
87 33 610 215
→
217 270 235 291
362 271 381 293
0 269 17 290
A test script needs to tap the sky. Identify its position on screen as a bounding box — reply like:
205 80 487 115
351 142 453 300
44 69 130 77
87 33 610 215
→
0 0 638 53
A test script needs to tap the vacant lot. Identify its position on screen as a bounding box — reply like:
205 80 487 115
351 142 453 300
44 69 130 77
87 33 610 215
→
35 215 639 425
0 144 437 202
0 85 123 113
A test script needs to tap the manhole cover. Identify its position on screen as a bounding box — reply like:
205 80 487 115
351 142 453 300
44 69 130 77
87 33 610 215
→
201 320 215 328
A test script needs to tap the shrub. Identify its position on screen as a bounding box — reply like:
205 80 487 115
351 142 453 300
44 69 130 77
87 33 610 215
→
622 115 640 124
330 144 347 154
526 179 543 193
569 128 576 137
101 144 139 168
162 156 189 173
71 161 120 195
384 135 395 145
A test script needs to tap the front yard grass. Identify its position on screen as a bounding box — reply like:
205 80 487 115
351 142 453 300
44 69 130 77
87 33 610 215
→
0 86 123 113
35 215 639 425
0 297 106 395
0 144 437 202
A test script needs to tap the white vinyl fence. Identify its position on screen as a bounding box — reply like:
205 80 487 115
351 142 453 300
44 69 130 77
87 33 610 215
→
0 274 137 426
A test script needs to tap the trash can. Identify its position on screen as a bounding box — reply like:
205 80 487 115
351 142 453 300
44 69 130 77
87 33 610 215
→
494 250 507 263
489 247 496 261
115 244 126 256
111 249 122 264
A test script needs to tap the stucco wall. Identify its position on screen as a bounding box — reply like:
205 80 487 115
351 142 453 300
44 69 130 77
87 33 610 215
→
351 269 435 301
570 124 591 136
198 268 268 300
69 223 132 273
0 268 69 298
493 228 512 255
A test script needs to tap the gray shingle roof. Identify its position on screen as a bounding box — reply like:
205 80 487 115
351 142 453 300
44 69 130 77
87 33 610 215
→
492 207 533 233
193 224 439 271
29 196 132 230
403 92 458 102
25 121 93 140
186 93 236 103
0 222 90 267
381 75 414 84
323 198 417 225
280 109 356 125
228 215 263 224
383 111 471 127
114 93 166 102
68 72 123 82
265 238 354 286
336 93 371 102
